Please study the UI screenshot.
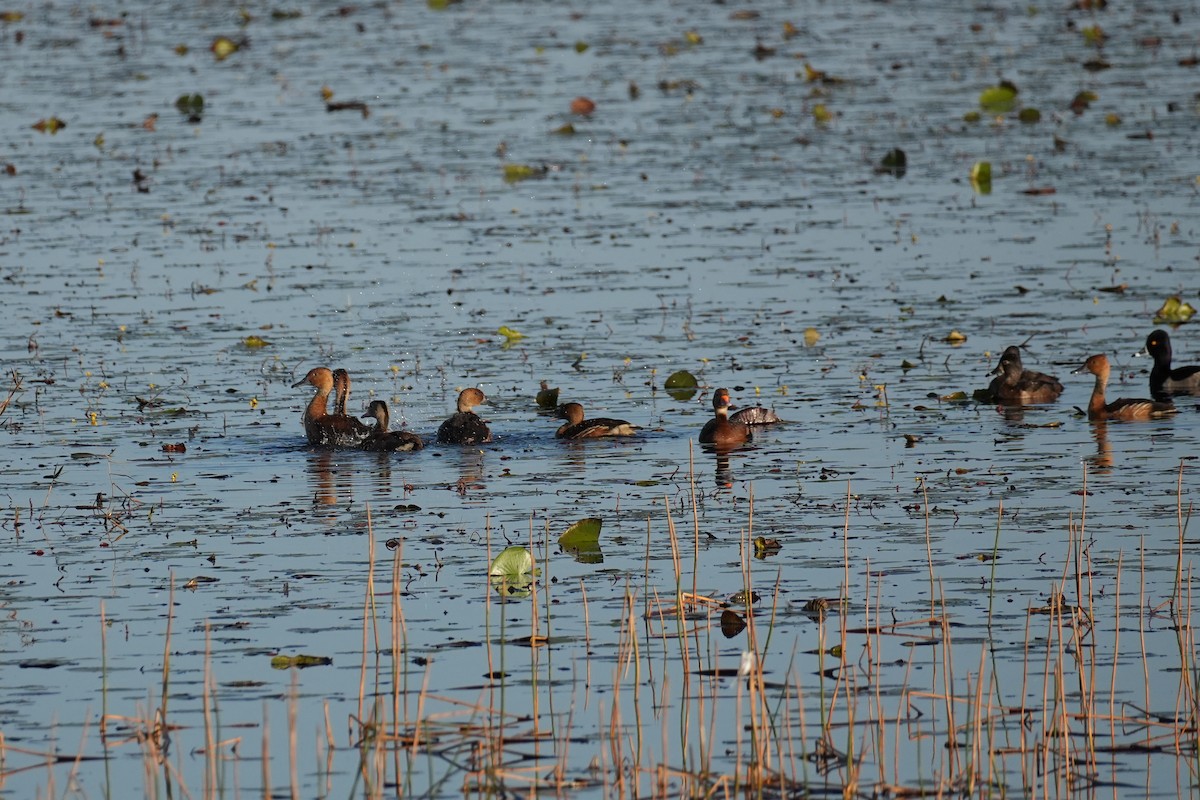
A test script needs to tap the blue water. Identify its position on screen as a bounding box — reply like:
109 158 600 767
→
1 0 1198 797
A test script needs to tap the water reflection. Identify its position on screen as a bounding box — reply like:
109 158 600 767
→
1086 421 1114 474
704 445 736 488
451 447 486 500
305 450 346 508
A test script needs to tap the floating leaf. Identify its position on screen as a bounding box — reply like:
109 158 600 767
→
32 117 66 134
559 517 601 549
1105 113 1121 126
878 148 906 177
242 335 271 348
210 36 239 61
720 610 746 638
970 161 992 194
962 110 981 123
979 83 1018 113
940 391 970 402
664 370 698 389
559 518 603 563
175 93 204 123
270 654 332 669
489 546 534 579
551 123 576 135
1017 107 1040 123
753 536 782 558
1 10 25 22
488 546 536 595
944 330 967 344
574 40 589 53
663 369 698 400
684 30 703 45
1069 91 1097 114
1153 296 1196 325
812 104 832 124
570 96 596 115
1081 25 1106 45
803 327 821 346
535 381 559 409
497 325 524 342
502 163 546 183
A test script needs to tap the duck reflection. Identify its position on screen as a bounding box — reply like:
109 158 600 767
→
305 450 354 507
1086 420 1114 474
453 447 486 497
704 445 736 489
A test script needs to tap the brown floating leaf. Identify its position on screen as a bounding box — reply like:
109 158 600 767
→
162 443 187 453
720 610 746 638
1022 187 1056 195
570 96 596 115
32 117 66 134
326 100 369 118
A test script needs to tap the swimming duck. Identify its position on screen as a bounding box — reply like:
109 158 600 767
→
1072 354 1177 421
698 388 751 447
1135 329 1200 400
987 345 1064 404
291 366 372 447
437 388 491 445
554 402 637 439
360 400 424 452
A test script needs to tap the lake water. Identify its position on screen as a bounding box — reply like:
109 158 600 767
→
1 0 1198 797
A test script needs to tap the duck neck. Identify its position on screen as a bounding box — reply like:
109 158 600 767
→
1087 372 1108 418
305 386 331 424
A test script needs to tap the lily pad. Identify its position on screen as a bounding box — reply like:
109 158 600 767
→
497 325 524 342
210 36 239 61
175 93 204 123
489 546 534 579
535 381 559 409
502 163 547 183
1153 296 1196 325
559 517 601 548
969 161 991 194
664 369 699 400
878 148 906 177
979 83 1018 114
720 610 746 638
489 546 536 597
270 654 332 669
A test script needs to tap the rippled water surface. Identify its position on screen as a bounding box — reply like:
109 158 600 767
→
2 0 1199 797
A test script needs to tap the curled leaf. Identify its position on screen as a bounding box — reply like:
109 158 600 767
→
559 517 601 548
970 161 992 194
1153 296 1196 325
497 325 524 341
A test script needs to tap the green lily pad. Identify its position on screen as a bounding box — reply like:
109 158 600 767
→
559 517 601 548
489 546 536 597
664 369 699 400
489 546 534 579
970 161 992 194
1153 296 1196 325
979 84 1018 114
